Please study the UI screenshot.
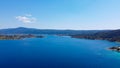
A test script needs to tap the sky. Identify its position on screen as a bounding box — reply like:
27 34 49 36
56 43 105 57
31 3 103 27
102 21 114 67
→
0 0 120 30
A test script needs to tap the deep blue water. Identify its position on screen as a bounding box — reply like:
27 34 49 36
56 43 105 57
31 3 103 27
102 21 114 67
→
0 35 120 68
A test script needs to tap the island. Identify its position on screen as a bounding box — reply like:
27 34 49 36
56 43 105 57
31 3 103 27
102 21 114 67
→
109 46 120 52
0 34 44 40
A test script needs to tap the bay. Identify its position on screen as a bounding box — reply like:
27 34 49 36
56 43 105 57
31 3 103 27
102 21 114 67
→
0 35 120 68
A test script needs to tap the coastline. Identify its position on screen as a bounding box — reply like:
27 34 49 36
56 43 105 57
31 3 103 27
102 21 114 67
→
0 34 44 40
69 35 120 43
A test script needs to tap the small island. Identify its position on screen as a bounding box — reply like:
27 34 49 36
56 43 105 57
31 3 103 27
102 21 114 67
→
0 34 44 40
109 46 120 52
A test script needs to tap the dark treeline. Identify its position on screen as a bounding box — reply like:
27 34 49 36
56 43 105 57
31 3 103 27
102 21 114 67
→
70 30 120 42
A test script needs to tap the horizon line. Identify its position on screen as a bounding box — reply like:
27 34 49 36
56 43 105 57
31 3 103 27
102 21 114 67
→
0 27 119 30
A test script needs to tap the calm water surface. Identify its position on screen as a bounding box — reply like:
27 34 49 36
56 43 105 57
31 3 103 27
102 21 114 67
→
0 35 120 68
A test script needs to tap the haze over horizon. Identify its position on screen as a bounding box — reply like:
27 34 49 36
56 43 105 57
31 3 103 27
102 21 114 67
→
0 0 120 30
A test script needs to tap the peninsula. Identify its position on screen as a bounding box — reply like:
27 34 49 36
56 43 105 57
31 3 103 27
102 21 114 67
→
0 34 44 40
69 29 120 42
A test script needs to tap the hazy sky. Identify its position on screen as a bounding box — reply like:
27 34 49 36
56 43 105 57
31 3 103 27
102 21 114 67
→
0 0 120 30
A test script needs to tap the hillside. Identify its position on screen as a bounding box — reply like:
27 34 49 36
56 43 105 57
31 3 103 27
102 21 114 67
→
0 27 103 35
70 29 120 42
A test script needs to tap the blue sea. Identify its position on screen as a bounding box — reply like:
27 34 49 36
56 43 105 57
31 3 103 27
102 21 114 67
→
0 35 120 68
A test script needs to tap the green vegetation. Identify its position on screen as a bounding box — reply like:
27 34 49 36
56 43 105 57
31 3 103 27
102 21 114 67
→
70 30 120 42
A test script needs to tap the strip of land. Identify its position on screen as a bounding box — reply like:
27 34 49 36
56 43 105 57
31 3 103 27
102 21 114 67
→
0 34 44 40
69 30 120 42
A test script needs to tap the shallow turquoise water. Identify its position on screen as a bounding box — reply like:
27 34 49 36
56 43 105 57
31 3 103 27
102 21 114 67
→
0 35 120 68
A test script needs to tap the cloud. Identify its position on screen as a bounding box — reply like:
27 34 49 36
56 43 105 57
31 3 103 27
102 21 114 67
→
16 14 36 23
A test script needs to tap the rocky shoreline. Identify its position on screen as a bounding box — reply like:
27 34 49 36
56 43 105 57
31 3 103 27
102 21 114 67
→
109 46 120 52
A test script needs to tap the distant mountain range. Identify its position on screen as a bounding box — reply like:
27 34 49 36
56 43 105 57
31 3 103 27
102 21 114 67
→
0 27 106 35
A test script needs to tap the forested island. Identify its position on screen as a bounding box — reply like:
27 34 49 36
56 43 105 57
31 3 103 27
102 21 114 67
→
0 34 44 40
